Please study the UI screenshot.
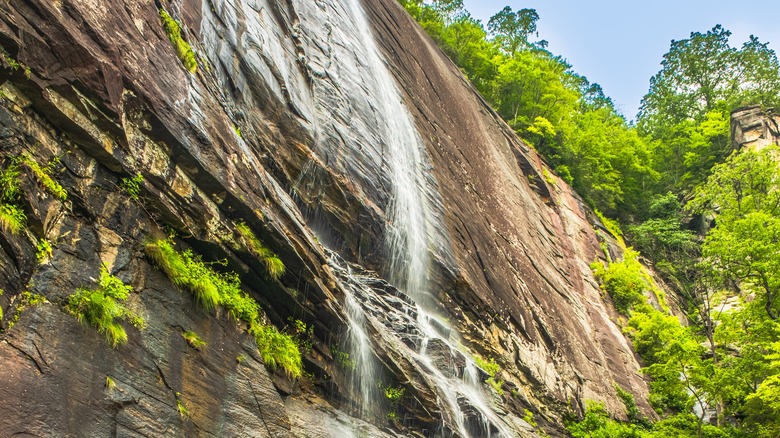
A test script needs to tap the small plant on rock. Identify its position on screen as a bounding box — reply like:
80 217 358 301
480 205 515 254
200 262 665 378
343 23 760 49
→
235 222 285 280
67 266 145 347
250 322 303 378
105 376 117 391
145 238 302 377
159 10 198 73
20 153 67 202
36 238 52 262
119 173 144 200
0 161 25 235
181 330 207 350
5 291 47 331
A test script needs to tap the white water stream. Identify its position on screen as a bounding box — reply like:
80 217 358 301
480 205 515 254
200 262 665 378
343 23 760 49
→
332 0 512 436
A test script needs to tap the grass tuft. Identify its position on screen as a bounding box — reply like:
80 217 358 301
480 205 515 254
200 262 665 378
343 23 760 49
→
235 222 286 280
0 203 25 234
146 238 302 377
250 322 302 378
20 153 67 202
67 266 145 348
182 330 207 349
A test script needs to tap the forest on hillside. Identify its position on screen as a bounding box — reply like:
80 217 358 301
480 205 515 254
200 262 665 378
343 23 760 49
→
399 1 780 437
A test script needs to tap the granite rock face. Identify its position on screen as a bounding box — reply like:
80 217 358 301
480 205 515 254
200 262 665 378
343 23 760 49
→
731 105 780 151
0 0 652 436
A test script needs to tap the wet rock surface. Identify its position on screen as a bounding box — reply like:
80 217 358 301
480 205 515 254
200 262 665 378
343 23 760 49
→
0 0 654 435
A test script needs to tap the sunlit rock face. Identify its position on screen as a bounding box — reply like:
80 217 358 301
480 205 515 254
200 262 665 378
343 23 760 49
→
0 0 653 436
731 105 780 151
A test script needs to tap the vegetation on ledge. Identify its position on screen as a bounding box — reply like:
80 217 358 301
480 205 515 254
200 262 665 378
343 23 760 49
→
67 266 145 347
159 10 198 74
145 238 301 377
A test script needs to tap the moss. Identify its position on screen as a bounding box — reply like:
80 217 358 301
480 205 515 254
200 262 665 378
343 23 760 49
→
20 153 67 202
181 330 207 349
594 209 625 249
105 376 117 391
66 266 145 347
235 222 286 280
159 10 198 74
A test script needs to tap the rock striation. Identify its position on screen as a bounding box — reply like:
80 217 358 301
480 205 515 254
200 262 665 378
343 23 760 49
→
0 0 652 436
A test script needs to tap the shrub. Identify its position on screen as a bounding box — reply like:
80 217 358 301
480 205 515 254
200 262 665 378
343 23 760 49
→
591 248 648 315
159 10 198 73
235 222 286 280
67 266 145 347
251 322 302 378
20 153 67 201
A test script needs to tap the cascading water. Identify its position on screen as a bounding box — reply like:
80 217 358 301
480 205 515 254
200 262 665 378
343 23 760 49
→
334 0 512 436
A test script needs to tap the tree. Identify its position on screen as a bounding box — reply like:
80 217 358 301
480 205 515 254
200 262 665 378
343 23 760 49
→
487 6 540 54
691 145 780 320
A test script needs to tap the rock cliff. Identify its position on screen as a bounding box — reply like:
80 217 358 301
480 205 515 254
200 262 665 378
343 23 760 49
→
0 0 651 436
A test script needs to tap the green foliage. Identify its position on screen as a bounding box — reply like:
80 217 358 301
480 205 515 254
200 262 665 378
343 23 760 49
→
5 291 47 331
181 330 206 349
0 160 21 201
474 355 504 396
384 386 405 401
120 173 144 200
0 160 25 235
592 249 652 315
105 376 117 391
20 153 67 201
333 346 356 370
250 322 302 378
67 266 144 347
0 203 25 235
691 146 780 319
159 10 198 73
523 409 537 428
397 0 656 217
36 238 52 262
145 238 302 377
595 208 626 248
566 401 647 438
175 392 190 418
235 222 285 280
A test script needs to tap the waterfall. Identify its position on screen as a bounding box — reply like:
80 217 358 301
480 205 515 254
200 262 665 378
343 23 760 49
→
336 0 512 436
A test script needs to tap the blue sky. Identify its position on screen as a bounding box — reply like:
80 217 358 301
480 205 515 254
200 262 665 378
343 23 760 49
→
462 0 780 121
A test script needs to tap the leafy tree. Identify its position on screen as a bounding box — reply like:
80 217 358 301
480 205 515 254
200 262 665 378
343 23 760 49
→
691 145 780 319
486 6 540 54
